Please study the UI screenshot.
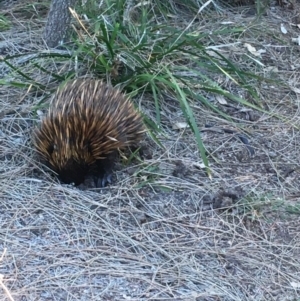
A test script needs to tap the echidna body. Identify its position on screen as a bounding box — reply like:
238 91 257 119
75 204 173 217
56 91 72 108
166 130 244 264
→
33 78 144 186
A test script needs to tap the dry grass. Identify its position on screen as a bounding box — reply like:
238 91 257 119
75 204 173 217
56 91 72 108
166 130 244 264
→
1 0 300 300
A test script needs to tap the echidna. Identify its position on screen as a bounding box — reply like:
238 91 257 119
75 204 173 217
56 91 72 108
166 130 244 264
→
33 78 145 186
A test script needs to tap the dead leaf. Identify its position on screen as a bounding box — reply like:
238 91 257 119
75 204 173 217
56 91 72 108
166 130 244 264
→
216 95 227 105
172 122 188 130
290 281 300 288
290 86 300 94
244 43 266 56
292 36 300 45
264 66 278 73
280 23 287 34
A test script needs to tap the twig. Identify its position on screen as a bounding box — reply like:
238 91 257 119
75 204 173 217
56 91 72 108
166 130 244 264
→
0 249 15 301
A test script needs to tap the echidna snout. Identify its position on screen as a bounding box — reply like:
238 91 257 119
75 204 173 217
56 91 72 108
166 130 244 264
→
57 159 88 186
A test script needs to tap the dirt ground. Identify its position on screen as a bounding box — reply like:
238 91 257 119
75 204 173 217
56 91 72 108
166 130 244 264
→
1 1 300 300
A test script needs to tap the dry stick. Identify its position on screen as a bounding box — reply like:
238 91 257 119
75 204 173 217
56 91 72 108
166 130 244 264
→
0 248 6 261
0 248 15 301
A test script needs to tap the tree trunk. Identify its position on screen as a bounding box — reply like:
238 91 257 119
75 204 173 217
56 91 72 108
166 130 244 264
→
43 0 78 48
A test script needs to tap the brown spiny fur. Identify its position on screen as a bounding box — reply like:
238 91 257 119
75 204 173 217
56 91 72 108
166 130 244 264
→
33 78 145 186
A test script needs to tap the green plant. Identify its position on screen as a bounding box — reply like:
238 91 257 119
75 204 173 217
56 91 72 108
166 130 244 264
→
0 14 10 31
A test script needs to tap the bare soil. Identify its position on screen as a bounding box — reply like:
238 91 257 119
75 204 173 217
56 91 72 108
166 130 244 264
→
0 1 300 300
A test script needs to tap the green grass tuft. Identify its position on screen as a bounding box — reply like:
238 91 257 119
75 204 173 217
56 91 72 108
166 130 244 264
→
0 14 11 31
